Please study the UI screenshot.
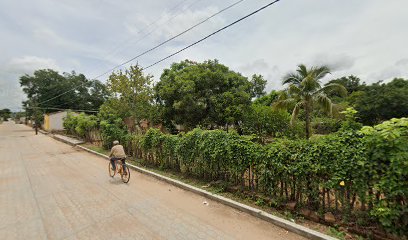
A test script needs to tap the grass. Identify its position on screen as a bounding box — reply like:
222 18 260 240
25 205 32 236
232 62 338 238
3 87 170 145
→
81 143 110 155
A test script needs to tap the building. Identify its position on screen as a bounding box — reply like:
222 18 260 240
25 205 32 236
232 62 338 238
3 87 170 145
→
43 111 75 131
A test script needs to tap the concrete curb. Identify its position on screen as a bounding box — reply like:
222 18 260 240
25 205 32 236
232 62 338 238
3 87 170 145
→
75 145 337 240
47 133 85 146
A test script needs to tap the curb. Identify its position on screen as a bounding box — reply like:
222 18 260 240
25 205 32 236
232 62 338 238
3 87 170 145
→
75 144 337 240
47 133 85 146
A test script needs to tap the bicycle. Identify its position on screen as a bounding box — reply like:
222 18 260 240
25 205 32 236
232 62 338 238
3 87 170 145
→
108 159 130 183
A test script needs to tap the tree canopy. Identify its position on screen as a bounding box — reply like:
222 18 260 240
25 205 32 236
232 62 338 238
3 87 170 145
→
349 78 408 125
20 69 108 115
0 108 11 121
155 59 265 130
275 64 347 139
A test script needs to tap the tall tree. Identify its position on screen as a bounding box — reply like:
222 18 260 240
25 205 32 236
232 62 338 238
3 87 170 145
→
326 75 362 94
253 90 280 106
155 59 260 130
19 69 108 116
349 78 408 125
274 64 347 139
105 64 158 127
250 74 267 98
0 108 11 121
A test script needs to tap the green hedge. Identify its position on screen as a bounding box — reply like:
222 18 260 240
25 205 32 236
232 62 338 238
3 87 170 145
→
132 119 407 236
63 113 407 236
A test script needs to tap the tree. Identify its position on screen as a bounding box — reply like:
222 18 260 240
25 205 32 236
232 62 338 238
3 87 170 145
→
155 59 259 130
274 64 347 139
240 104 300 142
253 90 280 106
105 64 158 128
19 69 108 116
326 75 362 94
250 74 267 98
350 78 408 125
0 108 11 121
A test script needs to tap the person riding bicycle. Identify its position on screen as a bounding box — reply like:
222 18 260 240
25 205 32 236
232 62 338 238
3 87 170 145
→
109 140 127 175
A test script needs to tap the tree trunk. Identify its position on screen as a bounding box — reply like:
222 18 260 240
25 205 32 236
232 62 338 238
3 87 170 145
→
305 102 311 139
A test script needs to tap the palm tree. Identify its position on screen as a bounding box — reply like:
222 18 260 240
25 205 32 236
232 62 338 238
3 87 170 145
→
274 64 347 139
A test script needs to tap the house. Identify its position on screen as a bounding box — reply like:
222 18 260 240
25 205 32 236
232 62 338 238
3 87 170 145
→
43 111 76 131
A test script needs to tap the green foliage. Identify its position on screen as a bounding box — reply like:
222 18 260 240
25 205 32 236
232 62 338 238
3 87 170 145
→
99 118 129 149
326 75 363 97
63 112 98 141
274 64 347 139
350 78 408 125
250 74 267 98
155 59 260 130
20 69 108 115
240 104 300 140
361 118 408 235
0 108 11 121
339 107 363 131
253 90 280 106
312 117 342 135
107 64 159 126
122 118 407 236
63 112 79 135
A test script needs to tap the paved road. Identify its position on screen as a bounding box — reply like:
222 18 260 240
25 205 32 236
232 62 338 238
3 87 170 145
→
0 122 306 240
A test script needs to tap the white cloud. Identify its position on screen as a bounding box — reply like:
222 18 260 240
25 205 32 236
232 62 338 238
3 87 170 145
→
5 56 61 74
0 0 408 109
396 58 408 67
311 53 355 72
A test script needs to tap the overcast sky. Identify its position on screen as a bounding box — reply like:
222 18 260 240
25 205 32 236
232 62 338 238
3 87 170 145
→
1 0 407 111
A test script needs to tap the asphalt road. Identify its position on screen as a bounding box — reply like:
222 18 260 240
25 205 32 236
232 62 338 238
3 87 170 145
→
0 121 306 240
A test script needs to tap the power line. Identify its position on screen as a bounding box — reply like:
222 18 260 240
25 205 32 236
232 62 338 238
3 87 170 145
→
143 0 281 70
25 106 99 113
37 0 280 107
101 0 196 62
36 1 197 108
37 0 245 107
94 0 245 79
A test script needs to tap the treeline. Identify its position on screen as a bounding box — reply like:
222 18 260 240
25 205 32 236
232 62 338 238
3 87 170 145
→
20 60 408 139
19 69 109 120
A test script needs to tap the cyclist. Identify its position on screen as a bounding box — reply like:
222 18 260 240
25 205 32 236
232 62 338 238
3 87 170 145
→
109 140 127 175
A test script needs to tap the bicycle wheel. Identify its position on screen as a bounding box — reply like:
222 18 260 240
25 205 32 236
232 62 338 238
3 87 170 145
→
121 165 130 183
108 162 115 177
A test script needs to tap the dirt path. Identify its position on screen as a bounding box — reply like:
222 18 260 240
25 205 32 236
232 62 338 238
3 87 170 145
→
0 121 307 240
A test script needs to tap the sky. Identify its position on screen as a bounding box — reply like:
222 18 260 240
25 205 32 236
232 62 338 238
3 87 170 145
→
1 0 407 111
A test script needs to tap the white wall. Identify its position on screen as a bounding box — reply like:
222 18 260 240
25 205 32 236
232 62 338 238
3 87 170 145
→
49 111 68 131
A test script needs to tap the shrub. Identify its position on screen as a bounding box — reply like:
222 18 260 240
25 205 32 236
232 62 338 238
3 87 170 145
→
361 118 408 235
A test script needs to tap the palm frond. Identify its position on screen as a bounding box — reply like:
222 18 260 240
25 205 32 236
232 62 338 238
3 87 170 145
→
320 83 347 97
302 74 321 93
288 84 302 96
314 93 333 115
282 73 302 86
290 101 304 125
273 98 297 110
313 65 331 80
296 64 308 77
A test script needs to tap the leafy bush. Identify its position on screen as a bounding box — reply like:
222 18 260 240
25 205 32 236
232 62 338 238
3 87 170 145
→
128 119 406 236
100 118 130 149
63 112 78 135
63 112 98 141
361 118 408 235
312 117 342 134
66 111 406 236
240 104 303 141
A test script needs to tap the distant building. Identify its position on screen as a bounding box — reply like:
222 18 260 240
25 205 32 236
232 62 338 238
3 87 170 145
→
43 111 77 131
